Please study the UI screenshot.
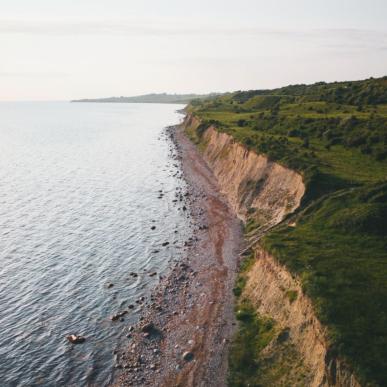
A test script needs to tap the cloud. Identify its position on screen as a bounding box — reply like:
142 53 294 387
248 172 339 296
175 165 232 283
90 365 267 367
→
0 19 385 39
1 20 386 55
0 19 221 36
0 71 69 78
0 19 270 36
310 29 387 52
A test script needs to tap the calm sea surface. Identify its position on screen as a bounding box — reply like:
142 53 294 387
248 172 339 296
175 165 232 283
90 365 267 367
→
0 102 190 386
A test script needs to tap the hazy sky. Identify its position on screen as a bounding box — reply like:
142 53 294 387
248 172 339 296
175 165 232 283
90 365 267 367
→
1 0 387 100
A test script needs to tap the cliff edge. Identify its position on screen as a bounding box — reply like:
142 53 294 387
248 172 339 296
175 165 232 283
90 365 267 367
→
183 113 361 387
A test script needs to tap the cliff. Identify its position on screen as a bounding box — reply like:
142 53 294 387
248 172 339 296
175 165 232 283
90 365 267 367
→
245 249 360 387
183 113 361 387
184 115 304 228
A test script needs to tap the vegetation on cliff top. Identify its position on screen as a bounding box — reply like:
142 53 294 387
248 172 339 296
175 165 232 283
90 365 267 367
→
188 76 387 386
263 183 387 385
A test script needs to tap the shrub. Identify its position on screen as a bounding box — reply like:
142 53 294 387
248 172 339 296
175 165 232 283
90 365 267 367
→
237 119 247 127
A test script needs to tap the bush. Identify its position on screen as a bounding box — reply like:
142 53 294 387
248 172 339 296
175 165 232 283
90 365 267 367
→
237 119 247 127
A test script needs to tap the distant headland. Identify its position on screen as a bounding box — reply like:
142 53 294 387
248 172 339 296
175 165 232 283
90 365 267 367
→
71 93 220 104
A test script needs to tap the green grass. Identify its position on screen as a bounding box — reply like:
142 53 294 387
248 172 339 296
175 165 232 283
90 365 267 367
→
229 301 277 387
262 183 387 384
232 251 255 297
195 111 387 187
285 290 298 304
189 76 387 386
315 142 387 184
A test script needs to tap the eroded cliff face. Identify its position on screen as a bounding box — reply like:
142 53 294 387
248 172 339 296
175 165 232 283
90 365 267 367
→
183 114 361 387
184 114 304 228
245 249 360 387
202 126 305 227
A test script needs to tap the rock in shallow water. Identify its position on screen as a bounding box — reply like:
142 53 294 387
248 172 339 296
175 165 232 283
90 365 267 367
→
67 334 86 344
111 311 128 321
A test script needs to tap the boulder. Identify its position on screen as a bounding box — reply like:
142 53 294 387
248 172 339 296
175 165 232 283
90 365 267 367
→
67 334 86 344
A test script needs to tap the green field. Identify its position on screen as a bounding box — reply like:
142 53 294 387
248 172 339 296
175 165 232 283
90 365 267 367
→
188 76 387 386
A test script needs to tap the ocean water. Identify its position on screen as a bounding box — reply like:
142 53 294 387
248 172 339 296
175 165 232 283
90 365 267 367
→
0 102 190 386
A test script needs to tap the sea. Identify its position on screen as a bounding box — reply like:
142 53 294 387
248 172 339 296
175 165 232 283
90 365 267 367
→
0 102 191 386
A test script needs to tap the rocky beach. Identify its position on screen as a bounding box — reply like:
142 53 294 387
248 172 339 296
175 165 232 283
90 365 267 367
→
115 123 243 386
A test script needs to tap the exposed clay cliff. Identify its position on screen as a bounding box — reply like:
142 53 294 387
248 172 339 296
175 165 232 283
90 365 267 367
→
202 126 305 226
183 113 361 387
183 114 304 228
245 249 361 387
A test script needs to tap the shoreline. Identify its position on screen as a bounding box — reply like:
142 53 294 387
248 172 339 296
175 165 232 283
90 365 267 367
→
115 123 243 386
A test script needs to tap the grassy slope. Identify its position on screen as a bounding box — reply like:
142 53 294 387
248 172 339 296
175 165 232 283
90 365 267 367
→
230 253 312 386
188 76 387 386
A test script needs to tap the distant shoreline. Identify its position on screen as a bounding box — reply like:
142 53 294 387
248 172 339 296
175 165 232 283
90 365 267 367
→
71 93 220 105
71 100 187 104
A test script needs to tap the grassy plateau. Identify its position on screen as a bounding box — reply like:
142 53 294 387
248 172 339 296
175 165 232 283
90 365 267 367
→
187 76 387 386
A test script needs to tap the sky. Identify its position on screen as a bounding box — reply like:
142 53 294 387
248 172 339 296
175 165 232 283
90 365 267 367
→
1 0 387 100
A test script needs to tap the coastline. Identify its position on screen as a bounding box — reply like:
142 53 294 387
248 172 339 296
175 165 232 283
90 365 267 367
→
115 123 243 386
182 113 364 386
